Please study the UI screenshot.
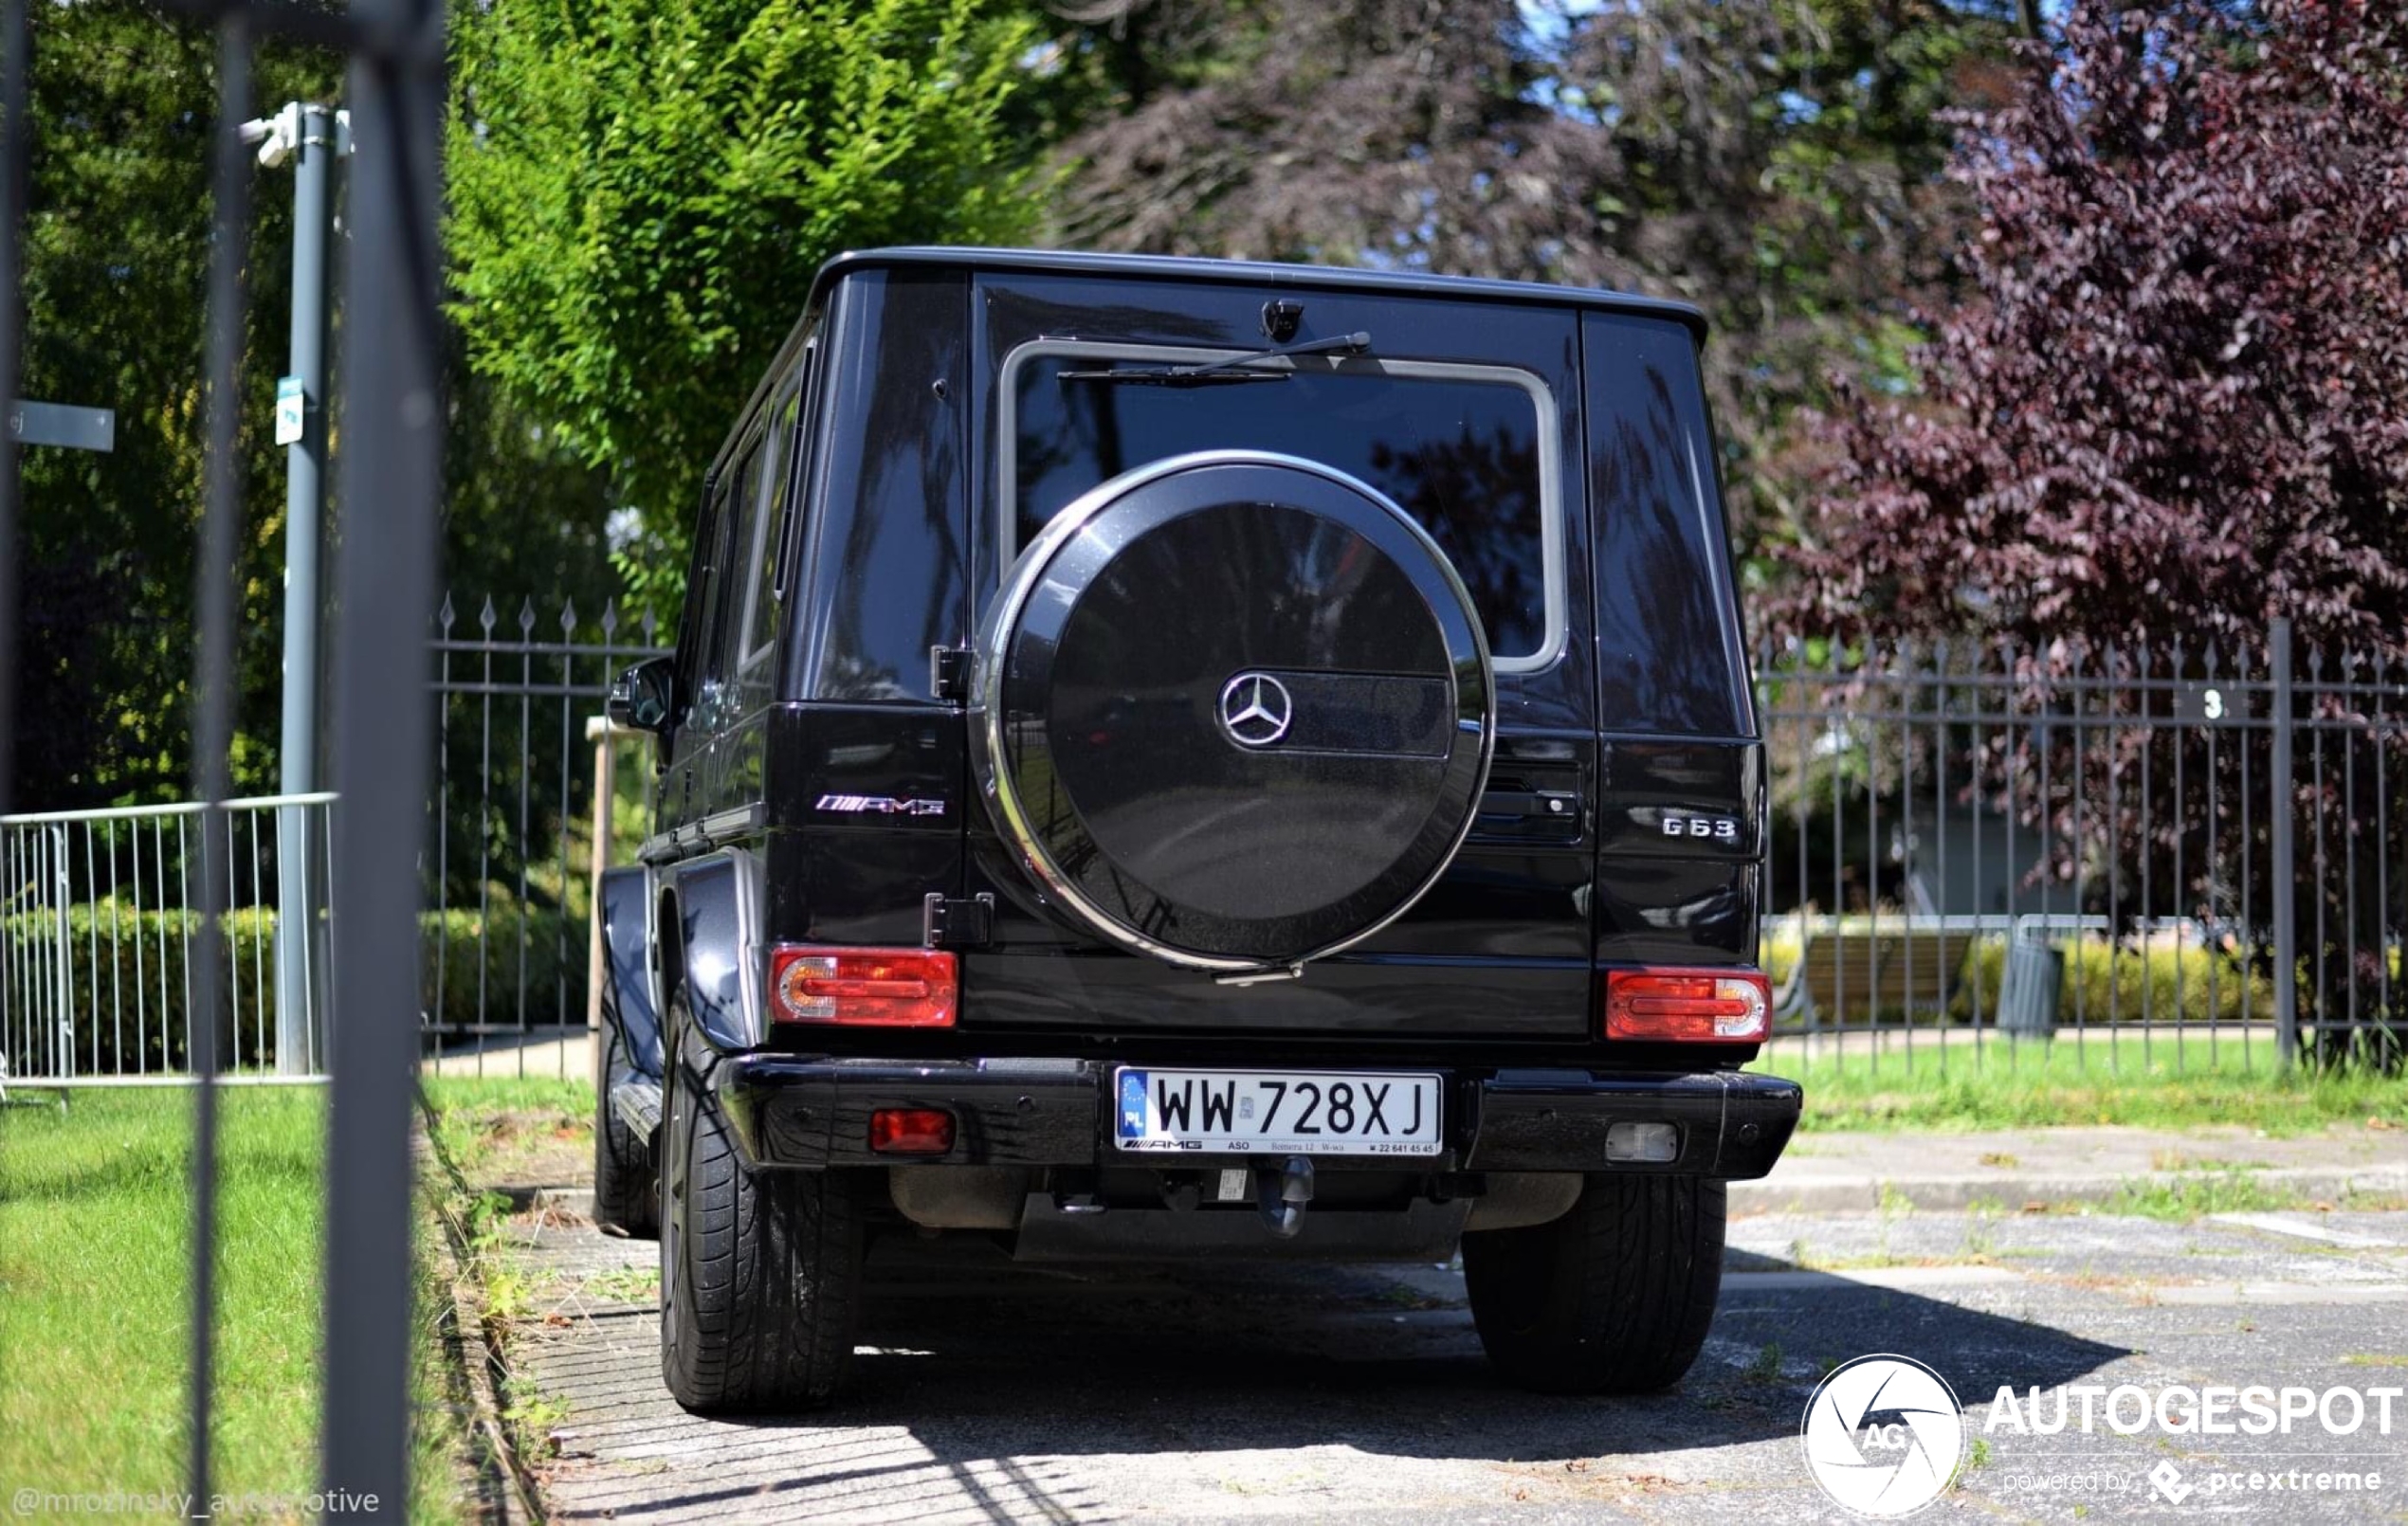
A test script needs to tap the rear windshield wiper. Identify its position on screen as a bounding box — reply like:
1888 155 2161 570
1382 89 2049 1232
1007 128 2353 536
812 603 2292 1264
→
1057 331 1373 387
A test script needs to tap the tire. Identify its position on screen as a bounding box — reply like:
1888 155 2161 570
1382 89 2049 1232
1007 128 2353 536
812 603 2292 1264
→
593 1028 658 1239
658 1029 867 1411
1462 1174 1724 1394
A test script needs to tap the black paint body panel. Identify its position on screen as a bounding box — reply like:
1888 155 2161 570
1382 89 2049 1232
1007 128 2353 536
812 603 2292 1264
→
709 1052 1799 1182
618 247 1795 1200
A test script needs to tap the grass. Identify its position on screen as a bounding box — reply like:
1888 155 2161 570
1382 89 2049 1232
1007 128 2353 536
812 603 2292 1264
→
0 1089 325 1497
417 1078 601 1475
1760 1038 2408 1133
2101 1172 2313 1221
0 1082 544 1520
421 1077 591 1183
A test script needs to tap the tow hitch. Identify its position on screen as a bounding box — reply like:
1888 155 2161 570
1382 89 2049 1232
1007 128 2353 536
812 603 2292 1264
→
1257 1155 1314 1238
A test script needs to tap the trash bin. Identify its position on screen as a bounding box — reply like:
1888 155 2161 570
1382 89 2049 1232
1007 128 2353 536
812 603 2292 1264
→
1999 937 2064 1040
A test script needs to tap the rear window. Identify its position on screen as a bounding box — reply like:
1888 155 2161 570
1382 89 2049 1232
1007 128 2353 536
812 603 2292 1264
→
1003 341 1564 671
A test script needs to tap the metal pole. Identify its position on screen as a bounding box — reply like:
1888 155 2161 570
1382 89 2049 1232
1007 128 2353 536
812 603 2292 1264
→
2271 617 2298 1064
0 0 26 823
322 0 443 1505
192 10 254 1510
276 101 333 1075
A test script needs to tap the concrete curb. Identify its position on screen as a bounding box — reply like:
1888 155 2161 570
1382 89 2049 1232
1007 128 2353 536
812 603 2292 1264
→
535 1184 596 1221
1733 1164 2408 1216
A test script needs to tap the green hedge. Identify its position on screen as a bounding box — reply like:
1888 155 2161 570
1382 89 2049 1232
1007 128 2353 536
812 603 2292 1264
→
1951 937 2274 1026
2 901 279 1073
420 899 584 1037
1 896 585 1075
1760 927 2278 1026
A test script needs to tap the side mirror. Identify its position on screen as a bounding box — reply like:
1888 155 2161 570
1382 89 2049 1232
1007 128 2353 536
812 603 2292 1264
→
607 655 676 733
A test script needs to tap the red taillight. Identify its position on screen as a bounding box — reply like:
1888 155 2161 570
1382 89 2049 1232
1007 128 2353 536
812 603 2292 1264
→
869 1107 957 1154
1603 969 1770 1043
769 946 957 1027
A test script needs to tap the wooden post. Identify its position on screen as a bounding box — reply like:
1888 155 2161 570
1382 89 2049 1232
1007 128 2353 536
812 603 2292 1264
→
584 715 624 1095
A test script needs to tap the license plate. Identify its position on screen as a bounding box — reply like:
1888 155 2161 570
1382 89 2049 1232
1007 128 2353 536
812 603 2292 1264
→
1111 1067 1443 1157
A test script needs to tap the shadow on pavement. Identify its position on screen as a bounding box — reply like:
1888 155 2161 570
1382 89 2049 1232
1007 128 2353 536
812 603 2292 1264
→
795 1233 2130 1464
533 1226 2133 1522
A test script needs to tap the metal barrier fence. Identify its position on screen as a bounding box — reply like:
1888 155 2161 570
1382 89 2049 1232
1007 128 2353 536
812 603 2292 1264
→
0 793 333 1084
1755 619 2406 1073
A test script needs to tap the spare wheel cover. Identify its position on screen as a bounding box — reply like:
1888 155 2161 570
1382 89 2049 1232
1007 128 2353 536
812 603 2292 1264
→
974 448 1495 972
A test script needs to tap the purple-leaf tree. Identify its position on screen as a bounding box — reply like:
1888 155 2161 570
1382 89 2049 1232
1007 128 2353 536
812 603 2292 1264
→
1783 0 2408 656
1779 0 2408 1063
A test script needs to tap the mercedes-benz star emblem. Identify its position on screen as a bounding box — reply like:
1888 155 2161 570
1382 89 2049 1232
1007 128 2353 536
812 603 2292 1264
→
1218 672 1294 748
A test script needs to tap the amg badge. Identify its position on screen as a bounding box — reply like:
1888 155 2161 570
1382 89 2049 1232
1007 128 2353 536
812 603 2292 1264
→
815 793 946 816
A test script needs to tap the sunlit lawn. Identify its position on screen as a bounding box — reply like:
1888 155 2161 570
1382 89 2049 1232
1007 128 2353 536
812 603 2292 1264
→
0 1088 324 1495
0 1084 521 1520
1760 1034 2408 1133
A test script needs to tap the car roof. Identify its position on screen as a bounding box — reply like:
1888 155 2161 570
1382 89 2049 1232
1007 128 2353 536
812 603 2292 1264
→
713 245 1709 485
809 245 1709 337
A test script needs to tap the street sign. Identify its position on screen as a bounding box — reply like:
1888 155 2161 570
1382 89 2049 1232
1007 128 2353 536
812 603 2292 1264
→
8 399 113 452
275 374 305 445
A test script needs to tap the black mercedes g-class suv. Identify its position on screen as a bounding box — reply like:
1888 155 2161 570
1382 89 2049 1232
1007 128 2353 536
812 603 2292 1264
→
595 246 1797 1412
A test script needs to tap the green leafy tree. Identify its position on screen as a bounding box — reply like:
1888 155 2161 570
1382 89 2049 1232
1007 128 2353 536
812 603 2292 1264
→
447 0 1046 611
13 5 340 806
9 4 619 809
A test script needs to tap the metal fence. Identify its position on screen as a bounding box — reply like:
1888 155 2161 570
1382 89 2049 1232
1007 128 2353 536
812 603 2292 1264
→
22 609 2401 1094
1755 619 2406 1074
0 594 661 1088
0 794 333 1085
425 594 666 1071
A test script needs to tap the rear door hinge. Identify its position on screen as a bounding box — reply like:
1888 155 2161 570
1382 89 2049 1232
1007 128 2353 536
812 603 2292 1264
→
930 645 975 704
923 892 995 949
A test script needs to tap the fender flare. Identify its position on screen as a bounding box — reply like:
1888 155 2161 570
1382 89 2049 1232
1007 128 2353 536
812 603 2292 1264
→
656 849 766 1059
595 864 662 1081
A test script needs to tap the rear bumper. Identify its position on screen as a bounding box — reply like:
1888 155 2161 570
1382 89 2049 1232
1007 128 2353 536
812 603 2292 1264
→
707 1055 1800 1180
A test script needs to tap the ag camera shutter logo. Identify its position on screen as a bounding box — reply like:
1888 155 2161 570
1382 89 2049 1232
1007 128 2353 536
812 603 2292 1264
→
1801 1354 1964 1517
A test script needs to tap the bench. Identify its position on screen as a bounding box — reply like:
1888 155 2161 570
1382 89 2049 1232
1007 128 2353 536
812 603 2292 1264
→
1770 917 1983 1029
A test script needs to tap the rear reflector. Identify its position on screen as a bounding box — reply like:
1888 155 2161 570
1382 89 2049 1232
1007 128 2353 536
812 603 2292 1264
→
1603 969 1770 1043
869 1107 957 1154
769 946 957 1027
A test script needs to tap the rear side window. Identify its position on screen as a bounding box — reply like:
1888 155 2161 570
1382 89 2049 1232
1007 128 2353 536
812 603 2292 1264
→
695 437 766 718
740 384 802 676
1582 314 1750 736
1003 342 1565 672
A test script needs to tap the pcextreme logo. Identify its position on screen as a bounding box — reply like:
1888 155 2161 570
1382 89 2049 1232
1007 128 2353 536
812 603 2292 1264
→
1800 1353 1965 1517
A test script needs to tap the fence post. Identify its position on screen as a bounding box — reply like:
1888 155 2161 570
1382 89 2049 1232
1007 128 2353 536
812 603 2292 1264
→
2271 616 2299 1064
47 823 68 1076
274 801 314 1073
